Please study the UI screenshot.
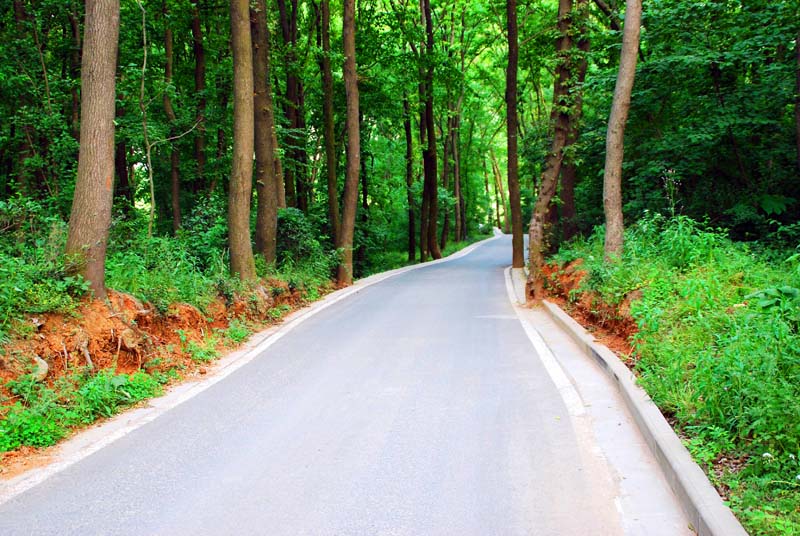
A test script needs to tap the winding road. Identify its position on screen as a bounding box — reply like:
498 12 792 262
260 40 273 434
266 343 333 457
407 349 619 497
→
0 236 690 535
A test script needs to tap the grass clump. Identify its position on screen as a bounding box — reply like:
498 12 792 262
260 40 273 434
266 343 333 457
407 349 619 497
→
553 213 800 535
0 369 166 452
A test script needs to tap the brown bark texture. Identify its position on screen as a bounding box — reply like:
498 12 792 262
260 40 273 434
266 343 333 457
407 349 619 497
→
603 0 641 260
65 0 120 299
526 0 575 301
422 0 442 260
163 20 181 232
252 0 279 264
795 30 800 171
336 0 361 285
404 99 416 261
191 0 207 186
320 0 341 245
228 0 257 281
506 0 524 268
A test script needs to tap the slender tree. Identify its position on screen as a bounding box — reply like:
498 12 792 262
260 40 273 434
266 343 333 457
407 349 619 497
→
421 0 442 259
163 7 181 232
252 0 280 264
506 0 523 268
319 0 341 245
603 0 641 259
526 0 575 301
190 0 207 186
337 0 361 285
65 0 120 299
228 0 257 280
404 98 416 261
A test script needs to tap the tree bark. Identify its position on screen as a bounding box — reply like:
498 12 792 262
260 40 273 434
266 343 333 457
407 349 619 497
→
319 0 341 245
453 115 463 242
795 30 800 172
506 0 524 267
439 115 452 251
404 99 416 261
337 0 361 285
163 14 181 232
228 0 257 281
422 0 442 260
526 0 574 301
191 0 207 187
560 0 590 243
65 0 120 299
252 0 279 264
603 0 641 260
490 150 510 233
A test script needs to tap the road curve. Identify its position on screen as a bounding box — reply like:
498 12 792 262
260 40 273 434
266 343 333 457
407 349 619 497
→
1 236 628 535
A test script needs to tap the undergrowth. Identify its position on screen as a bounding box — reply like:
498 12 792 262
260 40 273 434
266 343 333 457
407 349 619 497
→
552 213 800 535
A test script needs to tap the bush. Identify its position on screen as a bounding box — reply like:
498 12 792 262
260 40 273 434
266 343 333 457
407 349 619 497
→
554 214 800 534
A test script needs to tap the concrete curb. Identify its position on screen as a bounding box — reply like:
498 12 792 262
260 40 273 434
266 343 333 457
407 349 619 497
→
0 233 502 505
540 300 748 536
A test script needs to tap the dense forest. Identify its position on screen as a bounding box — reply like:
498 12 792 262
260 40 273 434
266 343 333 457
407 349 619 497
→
0 0 798 532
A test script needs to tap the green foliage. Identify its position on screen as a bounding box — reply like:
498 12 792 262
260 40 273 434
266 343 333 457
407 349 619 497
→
0 369 165 452
556 214 800 534
177 330 219 363
223 319 251 344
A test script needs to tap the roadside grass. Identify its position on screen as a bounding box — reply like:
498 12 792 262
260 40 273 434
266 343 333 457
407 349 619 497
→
551 213 800 535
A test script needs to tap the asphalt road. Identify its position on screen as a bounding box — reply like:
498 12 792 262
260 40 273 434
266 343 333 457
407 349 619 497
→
1 236 637 535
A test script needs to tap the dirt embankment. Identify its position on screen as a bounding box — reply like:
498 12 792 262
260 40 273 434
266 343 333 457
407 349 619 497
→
0 279 326 472
541 259 639 365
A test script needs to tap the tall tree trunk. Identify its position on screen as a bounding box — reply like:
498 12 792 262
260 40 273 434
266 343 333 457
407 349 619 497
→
490 150 510 233
795 30 800 172
191 0 207 187
526 0 574 301
603 0 641 259
422 0 442 259
319 0 341 245
506 0 524 268
439 116 452 251
337 0 360 285
404 99 416 261
114 125 133 215
163 14 181 232
68 6 82 141
560 0 590 243
228 0 257 280
252 0 279 264
65 0 120 299
277 0 304 210
452 115 463 242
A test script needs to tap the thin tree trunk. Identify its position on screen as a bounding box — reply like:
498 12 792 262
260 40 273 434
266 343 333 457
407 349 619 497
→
319 0 340 245
163 15 181 232
337 0 360 285
795 30 800 172
65 0 120 299
490 150 510 233
603 0 641 259
68 6 82 141
404 98 416 261
439 115 452 251
506 0 524 267
228 0 257 280
422 0 441 260
453 115 463 242
191 0 207 187
526 0 574 301
252 0 279 264
560 0 590 243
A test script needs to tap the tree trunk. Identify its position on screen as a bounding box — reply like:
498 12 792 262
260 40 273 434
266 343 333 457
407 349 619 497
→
277 0 304 210
560 0 590 243
65 0 120 299
228 0 257 281
526 0 574 301
191 0 207 187
796 30 800 172
422 0 442 260
490 150 510 233
439 115 452 251
319 0 341 245
114 130 133 214
506 0 524 267
163 17 181 233
337 0 360 285
404 99 416 261
252 0 279 264
67 7 82 141
603 0 641 260
452 115 463 242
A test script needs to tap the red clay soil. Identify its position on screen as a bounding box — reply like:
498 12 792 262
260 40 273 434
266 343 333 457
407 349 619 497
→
541 260 639 365
0 280 326 470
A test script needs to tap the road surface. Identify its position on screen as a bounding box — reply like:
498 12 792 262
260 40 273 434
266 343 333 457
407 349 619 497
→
0 236 687 535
